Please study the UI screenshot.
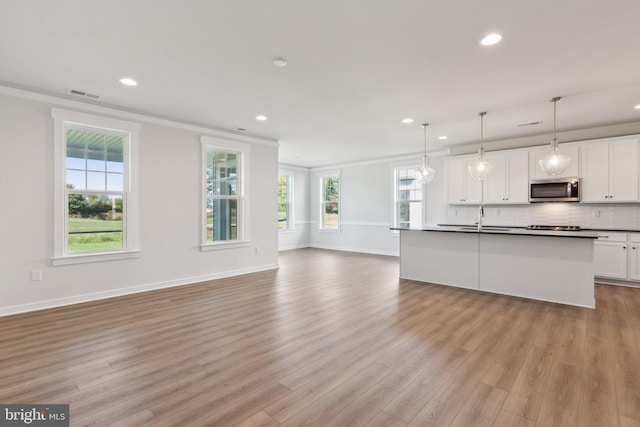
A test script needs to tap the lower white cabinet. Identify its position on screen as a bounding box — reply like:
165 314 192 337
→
594 232 640 282
628 234 640 281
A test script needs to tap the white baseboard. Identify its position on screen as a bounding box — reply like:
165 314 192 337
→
595 278 640 288
0 263 279 317
309 243 399 257
278 244 311 251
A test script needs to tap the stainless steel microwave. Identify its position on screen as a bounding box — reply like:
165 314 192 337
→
529 178 580 202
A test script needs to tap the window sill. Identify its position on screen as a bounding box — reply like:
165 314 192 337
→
201 240 250 251
52 250 141 266
318 229 341 234
278 229 295 234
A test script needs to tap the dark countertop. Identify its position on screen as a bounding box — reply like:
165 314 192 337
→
436 223 640 233
391 225 599 239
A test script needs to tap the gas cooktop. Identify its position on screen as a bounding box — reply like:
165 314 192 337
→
526 225 581 231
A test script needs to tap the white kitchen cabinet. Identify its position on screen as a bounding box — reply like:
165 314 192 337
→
628 234 640 281
445 156 482 204
484 150 529 204
594 240 627 279
580 136 639 203
528 143 580 180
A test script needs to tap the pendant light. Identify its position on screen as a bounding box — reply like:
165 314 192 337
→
417 123 436 184
539 96 570 175
468 112 493 180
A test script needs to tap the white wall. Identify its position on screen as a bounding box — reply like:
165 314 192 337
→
278 166 311 250
306 155 447 256
0 91 279 316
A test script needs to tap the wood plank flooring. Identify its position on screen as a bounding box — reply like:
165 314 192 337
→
1 248 640 426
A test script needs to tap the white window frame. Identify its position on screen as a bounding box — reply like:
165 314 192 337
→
201 135 250 251
391 161 425 231
319 170 341 232
278 171 294 232
51 108 141 265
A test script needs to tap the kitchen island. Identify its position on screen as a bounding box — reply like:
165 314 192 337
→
396 226 598 308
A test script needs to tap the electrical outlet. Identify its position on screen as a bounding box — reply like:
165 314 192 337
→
255 247 261 255
31 270 42 281
494 209 500 217
592 209 601 218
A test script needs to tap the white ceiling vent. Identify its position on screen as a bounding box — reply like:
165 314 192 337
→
69 89 101 100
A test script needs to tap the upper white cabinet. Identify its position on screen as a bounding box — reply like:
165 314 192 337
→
445 156 483 205
483 150 529 204
528 143 580 180
580 136 639 203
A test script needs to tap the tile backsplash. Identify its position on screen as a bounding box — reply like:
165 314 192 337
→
444 203 640 230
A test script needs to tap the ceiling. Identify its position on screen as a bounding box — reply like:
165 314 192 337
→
1 0 640 167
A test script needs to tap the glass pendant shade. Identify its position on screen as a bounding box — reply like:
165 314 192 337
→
468 112 492 180
416 123 436 184
539 139 571 175
468 148 494 180
418 155 436 184
539 96 570 176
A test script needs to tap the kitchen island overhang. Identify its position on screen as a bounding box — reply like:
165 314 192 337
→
395 226 598 308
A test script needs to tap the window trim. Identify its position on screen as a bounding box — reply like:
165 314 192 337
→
51 108 140 265
319 170 341 232
391 161 425 231
278 170 294 232
200 136 251 250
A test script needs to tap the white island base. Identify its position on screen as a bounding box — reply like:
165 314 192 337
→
399 230 595 308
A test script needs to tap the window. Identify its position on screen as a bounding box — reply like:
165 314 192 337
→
395 166 423 228
52 109 140 265
320 173 340 230
201 136 249 249
277 174 293 230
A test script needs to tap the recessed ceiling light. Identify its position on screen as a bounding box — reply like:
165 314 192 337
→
256 115 267 121
401 118 414 124
635 104 640 110
273 58 288 67
438 136 448 140
119 77 137 86
480 33 502 46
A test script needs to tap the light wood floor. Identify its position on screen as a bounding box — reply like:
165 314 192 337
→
2 248 640 426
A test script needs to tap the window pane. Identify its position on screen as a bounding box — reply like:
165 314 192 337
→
208 151 238 181
107 173 124 192
278 176 288 201
107 160 124 173
207 198 238 242
87 171 106 191
207 180 237 196
66 170 86 190
66 156 85 170
278 203 288 229
66 127 125 192
399 201 410 222
277 175 290 230
323 202 339 229
324 177 339 202
67 194 123 252
87 157 106 172
396 166 423 228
